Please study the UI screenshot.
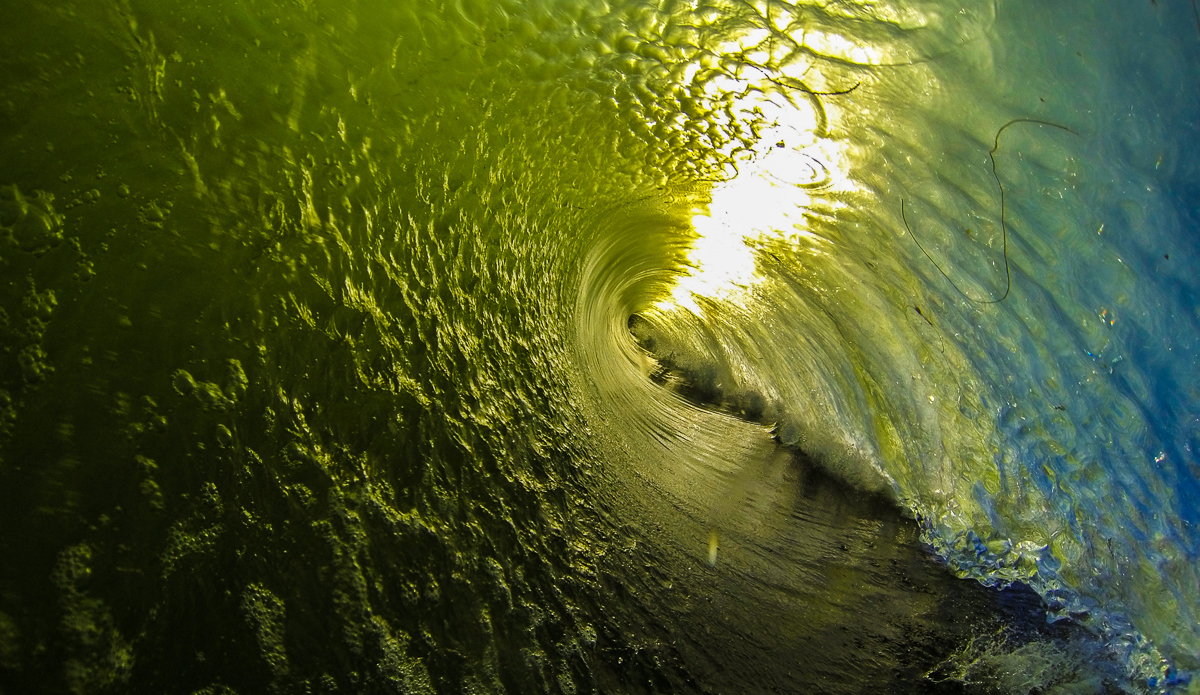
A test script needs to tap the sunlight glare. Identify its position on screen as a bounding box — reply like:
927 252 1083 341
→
659 111 852 315
656 19 872 316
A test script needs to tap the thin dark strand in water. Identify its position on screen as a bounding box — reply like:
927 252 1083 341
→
754 69 860 137
901 118 1079 304
788 80 861 97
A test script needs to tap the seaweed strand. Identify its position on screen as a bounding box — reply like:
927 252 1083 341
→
902 118 1078 305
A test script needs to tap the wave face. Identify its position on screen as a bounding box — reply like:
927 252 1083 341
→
1 0 1198 693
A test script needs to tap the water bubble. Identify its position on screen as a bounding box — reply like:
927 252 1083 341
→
171 369 197 396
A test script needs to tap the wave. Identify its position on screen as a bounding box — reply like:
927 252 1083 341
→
0 0 1197 693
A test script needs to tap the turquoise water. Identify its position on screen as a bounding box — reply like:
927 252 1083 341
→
1 0 1198 692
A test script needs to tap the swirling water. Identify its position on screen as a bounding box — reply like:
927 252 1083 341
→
0 0 1198 693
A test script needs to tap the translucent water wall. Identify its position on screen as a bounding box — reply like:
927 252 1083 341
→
0 0 1197 693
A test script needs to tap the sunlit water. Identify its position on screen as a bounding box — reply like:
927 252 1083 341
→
0 0 1198 693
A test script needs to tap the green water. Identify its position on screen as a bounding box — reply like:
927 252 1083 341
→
2 0 1199 693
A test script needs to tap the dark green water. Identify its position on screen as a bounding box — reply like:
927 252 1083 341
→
2 0 1199 693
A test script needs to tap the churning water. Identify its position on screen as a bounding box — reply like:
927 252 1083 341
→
1 0 1198 693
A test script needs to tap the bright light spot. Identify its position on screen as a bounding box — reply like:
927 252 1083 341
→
656 20 869 315
659 103 855 315
703 73 750 98
771 8 795 32
659 145 821 314
718 28 772 56
664 206 759 314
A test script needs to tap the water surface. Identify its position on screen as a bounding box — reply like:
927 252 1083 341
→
1 0 1198 693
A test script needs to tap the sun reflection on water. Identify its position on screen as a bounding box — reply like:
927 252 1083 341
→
652 6 891 315
658 93 856 315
